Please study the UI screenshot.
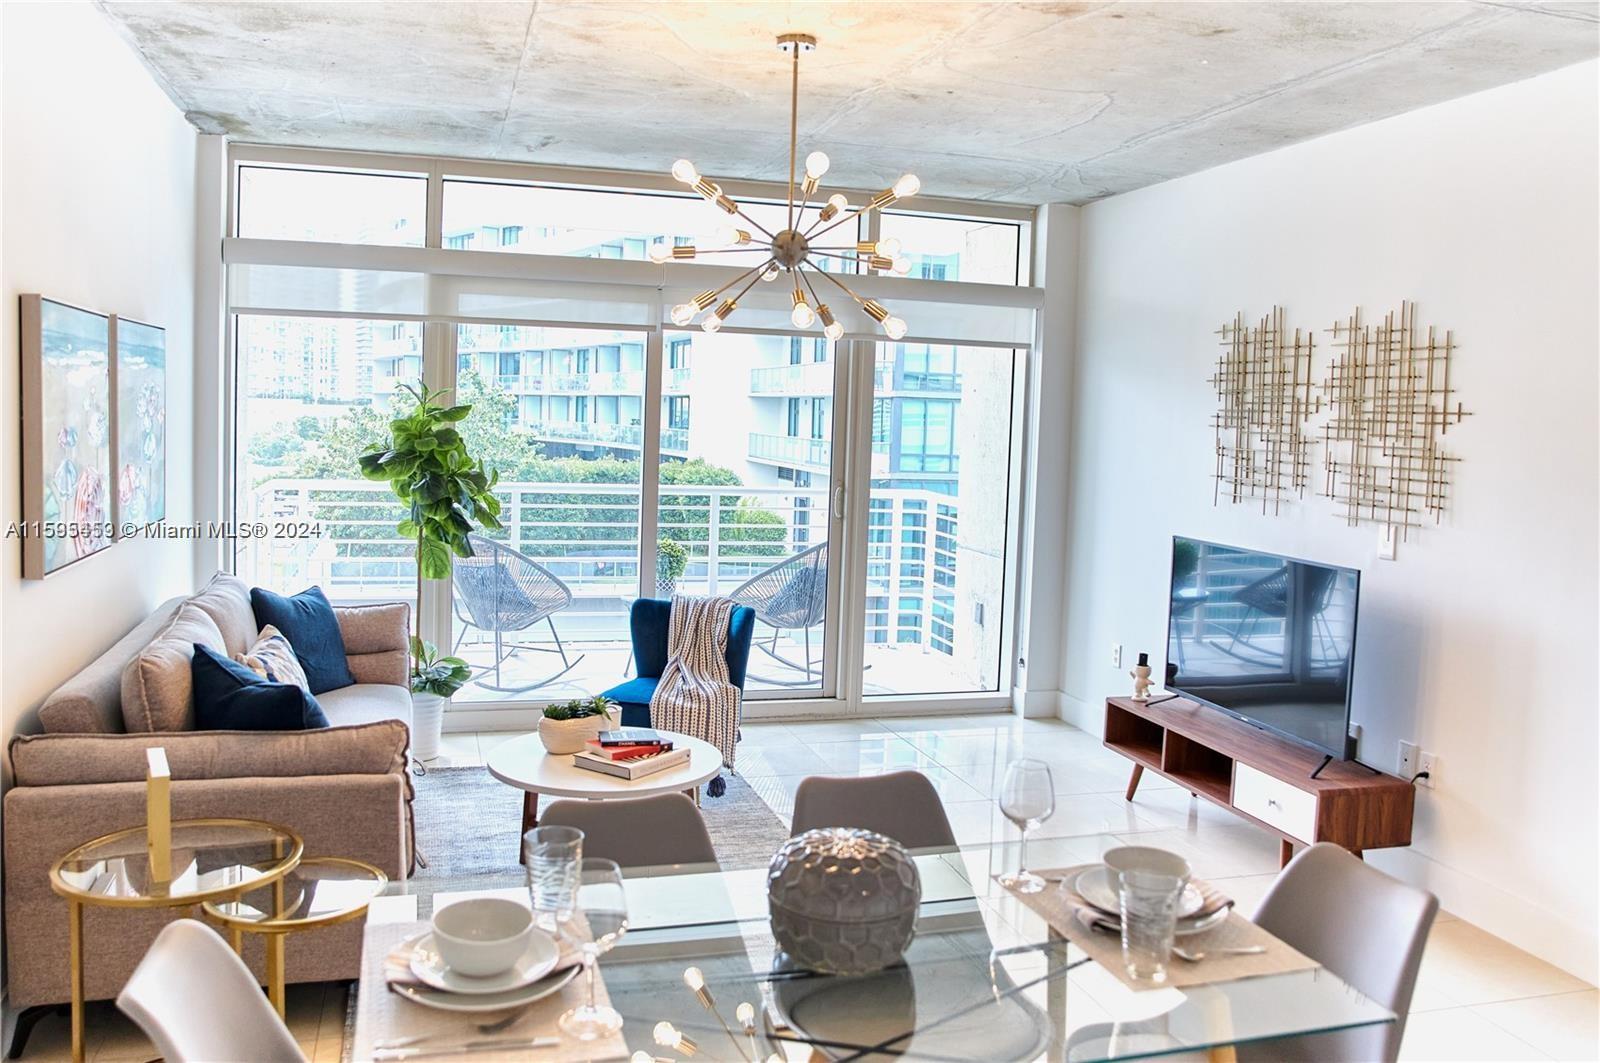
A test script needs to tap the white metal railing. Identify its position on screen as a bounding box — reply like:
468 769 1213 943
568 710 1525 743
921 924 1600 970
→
749 361 833 396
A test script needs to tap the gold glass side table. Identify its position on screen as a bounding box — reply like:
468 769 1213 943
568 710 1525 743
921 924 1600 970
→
48 817 303 1063
203 856 389 1016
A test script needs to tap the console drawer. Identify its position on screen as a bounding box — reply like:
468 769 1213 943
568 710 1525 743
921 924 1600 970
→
1232 763 1317 843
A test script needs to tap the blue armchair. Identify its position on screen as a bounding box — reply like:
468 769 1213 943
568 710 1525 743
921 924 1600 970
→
601 599 757 727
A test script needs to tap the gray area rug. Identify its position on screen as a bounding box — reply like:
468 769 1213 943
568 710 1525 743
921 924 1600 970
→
410 766 792 897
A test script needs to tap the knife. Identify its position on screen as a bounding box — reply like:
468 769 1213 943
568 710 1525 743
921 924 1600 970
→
371 1035 560 1060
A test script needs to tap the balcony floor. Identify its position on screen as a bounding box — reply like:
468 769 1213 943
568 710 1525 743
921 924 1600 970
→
450 629 992 706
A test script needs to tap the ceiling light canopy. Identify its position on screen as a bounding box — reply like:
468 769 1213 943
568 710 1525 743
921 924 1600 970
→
665 33 920 340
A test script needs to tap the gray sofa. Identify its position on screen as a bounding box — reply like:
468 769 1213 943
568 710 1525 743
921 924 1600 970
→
3 572 414 1010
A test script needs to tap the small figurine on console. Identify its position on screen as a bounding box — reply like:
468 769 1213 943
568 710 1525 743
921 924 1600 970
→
1130 652 1154 701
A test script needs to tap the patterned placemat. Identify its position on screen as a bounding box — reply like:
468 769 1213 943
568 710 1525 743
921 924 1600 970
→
350 921 627 1061
1001 864 1318 991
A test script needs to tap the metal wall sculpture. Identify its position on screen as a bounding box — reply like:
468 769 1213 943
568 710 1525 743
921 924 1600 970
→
1210 306 1321 514
1320 301 1470 543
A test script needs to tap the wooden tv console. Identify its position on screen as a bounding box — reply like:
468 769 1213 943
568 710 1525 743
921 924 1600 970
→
1104 696 1415 868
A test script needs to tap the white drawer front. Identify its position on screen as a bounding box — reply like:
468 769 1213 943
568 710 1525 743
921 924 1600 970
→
1232 763 1317 843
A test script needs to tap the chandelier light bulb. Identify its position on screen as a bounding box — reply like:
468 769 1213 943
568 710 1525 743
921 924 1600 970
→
670 302 698 326
877 237 901 258
735 1002 756 1031
648 242 672 264
828 193 849 211
761 262 781 282
883 316 908 340
893 255 913 275
892 173 922 199
711 224 750 247
653 1022 697 1055
702 316 722 333
791 302 816 329
825 319 845 341
805 151 831 179
671 159 700 185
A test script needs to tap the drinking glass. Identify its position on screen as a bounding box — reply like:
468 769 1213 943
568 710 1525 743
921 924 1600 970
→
998 758 1055 893
523 826 583 934
1119 868 1184 983
559 858 630 1040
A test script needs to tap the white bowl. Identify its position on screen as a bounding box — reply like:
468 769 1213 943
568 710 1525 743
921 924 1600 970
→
1102 845 1191 885
431 898 535 978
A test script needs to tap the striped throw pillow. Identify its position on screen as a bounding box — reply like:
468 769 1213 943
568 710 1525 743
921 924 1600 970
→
234 625 312 693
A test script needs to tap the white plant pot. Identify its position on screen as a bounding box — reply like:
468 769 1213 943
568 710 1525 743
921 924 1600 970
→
537 707 622 755
411 692 447 761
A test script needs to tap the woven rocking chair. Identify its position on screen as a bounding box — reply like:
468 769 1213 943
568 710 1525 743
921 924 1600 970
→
452 534 585 693
728 541 828 686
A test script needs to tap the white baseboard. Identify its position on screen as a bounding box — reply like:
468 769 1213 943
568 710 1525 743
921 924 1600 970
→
1055 691 1104 736
1012 688 1058 718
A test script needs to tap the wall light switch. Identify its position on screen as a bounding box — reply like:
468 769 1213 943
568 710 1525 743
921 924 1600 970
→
1378 525 1398 561
1110 643 1122 669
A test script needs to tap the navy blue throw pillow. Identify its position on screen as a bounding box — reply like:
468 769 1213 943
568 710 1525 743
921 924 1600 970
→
249 586 356 695
191 645 329 731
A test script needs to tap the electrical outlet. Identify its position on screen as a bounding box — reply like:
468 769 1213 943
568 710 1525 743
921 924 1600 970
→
1416 750 1438 789
1398 741 1419 779
1378 524 1398 561
1110 643 1122 669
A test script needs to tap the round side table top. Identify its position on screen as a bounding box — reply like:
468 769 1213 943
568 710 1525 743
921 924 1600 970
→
486 729 723 800
50 817 304 909
202 856 388 933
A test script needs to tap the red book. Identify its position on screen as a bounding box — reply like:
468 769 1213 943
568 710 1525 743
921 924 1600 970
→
583 738 673 762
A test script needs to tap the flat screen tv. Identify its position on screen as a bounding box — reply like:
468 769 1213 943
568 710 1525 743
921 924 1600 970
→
1166 537 1360 759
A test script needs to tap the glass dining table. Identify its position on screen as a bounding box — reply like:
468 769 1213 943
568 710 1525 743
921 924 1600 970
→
356 843 1394 1062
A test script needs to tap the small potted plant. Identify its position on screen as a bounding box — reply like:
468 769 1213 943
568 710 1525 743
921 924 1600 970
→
409 637 471 761
538 695 622 755
656 537 688 597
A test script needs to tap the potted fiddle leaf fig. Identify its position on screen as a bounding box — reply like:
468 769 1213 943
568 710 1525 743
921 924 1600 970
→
358 382 502 760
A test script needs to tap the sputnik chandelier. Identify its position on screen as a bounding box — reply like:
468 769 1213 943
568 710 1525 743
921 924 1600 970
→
653 32 920 341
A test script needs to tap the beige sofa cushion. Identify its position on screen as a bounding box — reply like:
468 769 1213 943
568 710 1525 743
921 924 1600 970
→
337 601 411 687
189 571 258 656
37 597 185 734
119 603 227 732
317 683 413 729
9 720 410 786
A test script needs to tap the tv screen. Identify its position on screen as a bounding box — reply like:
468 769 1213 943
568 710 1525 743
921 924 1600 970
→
1166 537 1360 758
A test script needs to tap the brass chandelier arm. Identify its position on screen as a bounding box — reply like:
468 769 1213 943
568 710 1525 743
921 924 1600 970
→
807 205 874 245
731 205 779 242
706 258 778 304
805 249 866 266
802 259 868 306
798 267 828 311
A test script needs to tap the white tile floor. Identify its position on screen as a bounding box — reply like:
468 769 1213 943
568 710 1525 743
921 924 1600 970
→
35 712 1596 1061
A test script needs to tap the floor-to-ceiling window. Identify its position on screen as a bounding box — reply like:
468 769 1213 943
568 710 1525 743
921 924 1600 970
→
228 152 1034 716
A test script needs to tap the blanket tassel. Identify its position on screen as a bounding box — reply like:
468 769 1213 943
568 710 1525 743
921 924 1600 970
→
707 774 727 798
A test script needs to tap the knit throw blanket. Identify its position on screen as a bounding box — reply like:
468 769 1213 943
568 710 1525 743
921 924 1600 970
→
649 594 741 790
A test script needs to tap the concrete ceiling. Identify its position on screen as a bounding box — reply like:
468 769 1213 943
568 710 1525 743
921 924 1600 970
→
98 1 1599 205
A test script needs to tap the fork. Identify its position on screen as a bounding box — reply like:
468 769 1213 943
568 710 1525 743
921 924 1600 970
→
374 1005 535 1050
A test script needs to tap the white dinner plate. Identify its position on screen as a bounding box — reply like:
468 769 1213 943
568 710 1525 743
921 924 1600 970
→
408 930 559 995
1071 866 1207 921
1078 903 1231 938
392 961 579 1014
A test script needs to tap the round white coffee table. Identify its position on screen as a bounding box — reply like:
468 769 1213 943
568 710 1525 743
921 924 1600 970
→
486 730 723 862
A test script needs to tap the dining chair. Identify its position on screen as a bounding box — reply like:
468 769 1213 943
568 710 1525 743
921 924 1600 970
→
117 918 306 1063
539 793 720 869
790 771 959 851
1245 842 1438 1062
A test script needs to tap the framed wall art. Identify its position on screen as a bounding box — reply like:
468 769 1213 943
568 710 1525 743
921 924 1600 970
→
111 315 167 528
20 295 114 578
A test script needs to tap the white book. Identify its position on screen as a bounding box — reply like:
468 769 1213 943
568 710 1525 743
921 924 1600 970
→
572 745 691 780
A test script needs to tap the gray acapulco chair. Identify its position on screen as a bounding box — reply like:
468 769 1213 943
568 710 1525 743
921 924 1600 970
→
452 533 585 692
790 771 959 851
728 540 828 686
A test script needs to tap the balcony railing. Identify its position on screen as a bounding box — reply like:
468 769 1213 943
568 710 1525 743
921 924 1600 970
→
749 361 834 396
664 366 692 394
748 432 831 471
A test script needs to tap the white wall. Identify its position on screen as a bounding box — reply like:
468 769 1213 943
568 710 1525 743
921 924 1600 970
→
0 0 200 749
1061 60 1599 983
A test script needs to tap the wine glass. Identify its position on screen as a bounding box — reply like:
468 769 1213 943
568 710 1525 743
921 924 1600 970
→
559 858 630 1040
998 758 1055 893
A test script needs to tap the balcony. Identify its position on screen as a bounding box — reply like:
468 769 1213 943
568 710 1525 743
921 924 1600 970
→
530 420 643 449
492 371 643 395
749 361 834 396
748 432 831 472
237 480 981 703
664 366 692 394
873 363 962 394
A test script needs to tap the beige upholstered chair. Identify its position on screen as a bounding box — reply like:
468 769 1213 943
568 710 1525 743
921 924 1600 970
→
790 771 958 850
539 793 719 869
1244 842 1438 1062
118 919 305 1063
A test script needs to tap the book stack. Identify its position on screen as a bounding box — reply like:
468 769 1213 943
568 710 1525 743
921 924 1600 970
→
573 729 690 780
